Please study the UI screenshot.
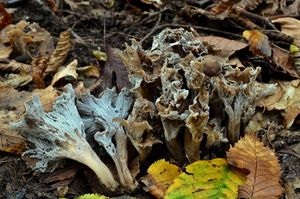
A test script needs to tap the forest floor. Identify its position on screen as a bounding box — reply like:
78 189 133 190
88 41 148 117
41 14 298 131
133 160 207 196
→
0 0 300 198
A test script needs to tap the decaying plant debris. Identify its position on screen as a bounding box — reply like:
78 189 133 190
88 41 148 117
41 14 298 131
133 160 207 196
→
1 0 300 198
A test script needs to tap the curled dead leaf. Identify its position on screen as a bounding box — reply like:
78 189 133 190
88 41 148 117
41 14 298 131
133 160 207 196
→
51 59 78 87
77 65 100 78
0 59 31 74
259 80 300 128
45 30 72 75
31 56 48 89
140 0 163 8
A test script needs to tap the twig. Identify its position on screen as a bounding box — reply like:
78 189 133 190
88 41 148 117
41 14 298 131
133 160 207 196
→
233 6 278 31
124 8 169 33
278 149 300 160
140 14 162 44
157 23 243 38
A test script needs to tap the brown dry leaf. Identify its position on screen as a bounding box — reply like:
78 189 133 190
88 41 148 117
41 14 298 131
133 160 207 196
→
51 59 78 86
197 36 248 58
140 0 163 8
243 30 272 57
272 17 300 47
0 59 31 73
0 20 27 44
31 56 48 89
0 3 11 30
0 44 12 59
45 30 72 75
77 65 100 78
64 0 90 11
209 0 240 19
0 73 32 88
282 0 300 15
227 134 283 199
259 80 300 128
103 44 131 91
0 86 58 154
6 22 54 57
141 159 181 199
209 0 271 19
271 44 299 78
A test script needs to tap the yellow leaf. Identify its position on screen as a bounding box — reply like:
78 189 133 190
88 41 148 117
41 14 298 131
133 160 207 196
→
165 158 245 199
75 194 108 199
142 159 181 199
227 135 283 199
243 30 272 57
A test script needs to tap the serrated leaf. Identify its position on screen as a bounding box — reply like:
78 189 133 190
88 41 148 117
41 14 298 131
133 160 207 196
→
165 158 245 199
142 159 181 198
45 30 71 75
227 135 283 199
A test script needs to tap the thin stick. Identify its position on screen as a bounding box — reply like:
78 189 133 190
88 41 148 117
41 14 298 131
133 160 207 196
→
233 6 278 31
140 14 162 44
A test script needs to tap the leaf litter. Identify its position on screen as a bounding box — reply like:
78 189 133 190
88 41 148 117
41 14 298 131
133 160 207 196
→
0 0 300 198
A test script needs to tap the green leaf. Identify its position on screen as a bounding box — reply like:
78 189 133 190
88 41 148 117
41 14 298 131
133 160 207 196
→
165 158 245 199
75 193 109 199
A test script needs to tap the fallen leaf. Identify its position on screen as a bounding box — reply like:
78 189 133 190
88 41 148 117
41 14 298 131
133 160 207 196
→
0 73 32 88
0 20 27 44
259 80 300 128
0 44 12 59
165 158 246 199
142 159 181 199
284 178 300 199
0 86 58 154
227 134 283 199
44 166 82 183
271 44 299 78
282 0 300 15
75 194 108 199
92 50 107 61
77 65 100 78
64 0 90 11
6 21 54 57
0 3 11 30
243 30 272 57
140 0 163 8
272 17 300 46
198 36 248 57
51 59 78 86
0 59 31 74
31 56 48 89
290 44 300 73
103 44 131 91
45 29 71 75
